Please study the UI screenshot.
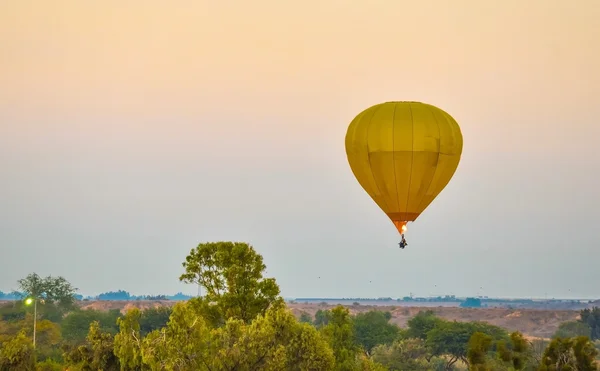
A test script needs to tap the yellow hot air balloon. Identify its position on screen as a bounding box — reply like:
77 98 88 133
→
345 101 463 246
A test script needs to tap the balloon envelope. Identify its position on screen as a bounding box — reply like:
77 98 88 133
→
344 101 463 235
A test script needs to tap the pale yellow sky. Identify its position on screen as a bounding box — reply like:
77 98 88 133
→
1 1 599 297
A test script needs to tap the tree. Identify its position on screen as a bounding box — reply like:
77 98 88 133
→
140 301 335 370
179 241 281 326
63 321 120 370
371 338 434 371
139 306 172 336
498 331 531 370
426 321 507 370
60 308 122 344
405 310 442 340
554 320 592 339
114 308 144 370
321 305 359 371
17 273 77 310
299 312 313 324
539 336 598 371
572 336 598 371
579 307 600 340
353 310 399 355
97 290 132 301
0 330 35 370
315 309 332 328
466 332 493 371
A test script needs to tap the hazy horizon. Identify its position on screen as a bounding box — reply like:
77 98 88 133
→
1 1 599 299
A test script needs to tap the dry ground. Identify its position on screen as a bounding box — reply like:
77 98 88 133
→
67 300 580 339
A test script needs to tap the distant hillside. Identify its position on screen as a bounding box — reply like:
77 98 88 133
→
4 299 579 339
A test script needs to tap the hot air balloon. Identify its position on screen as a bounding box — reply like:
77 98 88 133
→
344 101 463 248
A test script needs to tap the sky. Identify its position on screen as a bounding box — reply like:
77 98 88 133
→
1 0 599 300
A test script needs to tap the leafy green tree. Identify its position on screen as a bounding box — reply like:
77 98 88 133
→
114 308 144 371
495 331 531 370
315 309 332 328
371 338 434 371
539 336 576 371
538 336 598 371
60 308 122 344
141 300 335 370
139 306 171 336
0 313 62 362
554 320 592 339
357 353 388 371
97 290 131 300
17 273 78 311
405 310 442 340
321 305 359 371
63 321 120 370
466 332 493 371
579 307 600 340
426 320 507 370
0 330 35 370
299 311 313 324
353 310 399 355
179 241 281 326
571 335 598 371
35 358 63 371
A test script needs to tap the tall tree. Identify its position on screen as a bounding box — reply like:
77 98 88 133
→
405 310 442 340
579 307 600 340
353 310 399 355
321 305 359 371
466 332 493 371
426 321 507 371
63 321 120 371
17 273 77 310
539 336 598 371
113 308 144 371
554 320 591 339
179 241 281 326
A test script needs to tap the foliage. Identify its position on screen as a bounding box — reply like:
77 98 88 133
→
371 338 435 370
3 241 600 371
353 310 399 355
580 307 600 340
426 320 508 370
63 321 120 370
179 241 281 327
17 273 78 311
114 308 143 371
315 309 332 328
554 320 592 339
320 306 359 370
139 306 172 336
141 300 335 370
538 336 598 371
467 332 493 370
299 311 313 324
60 308 122 344
97 290 132 301
0 330 35 370
405 310 443 340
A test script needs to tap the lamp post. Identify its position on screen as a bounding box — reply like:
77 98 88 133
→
24 297 36 348
24 297 43 348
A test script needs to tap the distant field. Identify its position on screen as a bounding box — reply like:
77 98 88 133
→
288 303 580 339
0 299 580 339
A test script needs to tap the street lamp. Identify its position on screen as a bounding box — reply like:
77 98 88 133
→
24 297 44 348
